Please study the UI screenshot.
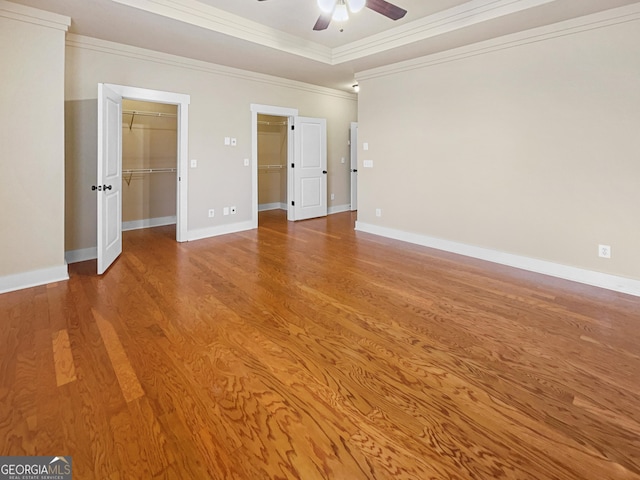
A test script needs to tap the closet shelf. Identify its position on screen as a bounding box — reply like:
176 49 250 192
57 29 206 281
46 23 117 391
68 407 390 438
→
258 120 287 126
123 167 176 185
123 109 177 130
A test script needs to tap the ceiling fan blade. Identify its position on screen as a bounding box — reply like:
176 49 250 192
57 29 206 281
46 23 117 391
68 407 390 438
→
366 0 407 21
313 12 332 31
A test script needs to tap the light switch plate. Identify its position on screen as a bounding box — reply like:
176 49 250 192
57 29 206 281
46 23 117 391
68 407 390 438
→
363 142 369 151
244 158 249 166
224 137 230 146
190 159 197 168
231 138 237 146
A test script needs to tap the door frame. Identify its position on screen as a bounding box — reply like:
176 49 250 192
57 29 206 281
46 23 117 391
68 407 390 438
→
250 104 298 226
350 121 358 211
103 83 190 242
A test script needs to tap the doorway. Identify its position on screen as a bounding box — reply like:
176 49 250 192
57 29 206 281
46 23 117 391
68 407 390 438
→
97 83 190 274
122 99 178 231
257 114 288 217
250 104 328 226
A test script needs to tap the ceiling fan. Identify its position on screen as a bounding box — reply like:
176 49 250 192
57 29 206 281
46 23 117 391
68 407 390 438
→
257 0 407 31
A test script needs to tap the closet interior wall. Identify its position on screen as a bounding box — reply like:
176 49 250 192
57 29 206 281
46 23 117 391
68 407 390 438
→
258 114 288 211
122 99 177 229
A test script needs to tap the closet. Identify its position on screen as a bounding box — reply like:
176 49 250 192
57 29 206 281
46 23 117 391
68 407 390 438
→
258 114 288 212
121 99 177 230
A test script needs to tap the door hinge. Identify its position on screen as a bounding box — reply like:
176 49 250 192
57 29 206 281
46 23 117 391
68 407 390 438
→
291 125 295 131
291 201 295 206
291 163 295 168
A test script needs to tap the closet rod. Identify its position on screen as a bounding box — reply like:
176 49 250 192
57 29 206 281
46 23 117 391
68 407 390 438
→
258 164 285 170
257 120 287 126
123 168 177 174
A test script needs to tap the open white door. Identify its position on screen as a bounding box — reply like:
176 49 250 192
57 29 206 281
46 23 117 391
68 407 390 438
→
292 116 327 221
350 122 358 211
97 83 123 274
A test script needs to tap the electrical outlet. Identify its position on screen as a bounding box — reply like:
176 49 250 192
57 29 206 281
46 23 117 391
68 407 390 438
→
230 206 237 215
375 208 382 217
208 209 215 218
598 244 611 258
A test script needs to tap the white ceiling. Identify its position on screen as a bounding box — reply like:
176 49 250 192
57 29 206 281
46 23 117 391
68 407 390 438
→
9 0 640 91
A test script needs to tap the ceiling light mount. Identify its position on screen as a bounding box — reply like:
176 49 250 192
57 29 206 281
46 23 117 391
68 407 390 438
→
317 0 367 22
313 0 407 32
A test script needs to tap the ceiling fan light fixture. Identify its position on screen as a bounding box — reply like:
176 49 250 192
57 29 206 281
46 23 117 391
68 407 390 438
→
347 0 366 13
317 0 336 14
332 1 349 22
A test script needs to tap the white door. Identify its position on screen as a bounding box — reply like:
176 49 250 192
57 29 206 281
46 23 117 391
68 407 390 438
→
97 83 123 274
292 116 327 221
350 122 358 211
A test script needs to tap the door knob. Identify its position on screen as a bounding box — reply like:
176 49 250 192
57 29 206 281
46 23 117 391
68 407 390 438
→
103 185 113 191
322 170 327 174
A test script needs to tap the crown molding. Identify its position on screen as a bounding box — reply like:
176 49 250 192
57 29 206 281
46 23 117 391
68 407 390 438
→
110 0 561 66
356 2 640 81
111 0 333 64
332 0 554 64
65 34 357 101
0 0 70 31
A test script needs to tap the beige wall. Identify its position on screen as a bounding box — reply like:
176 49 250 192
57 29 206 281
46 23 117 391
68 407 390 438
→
356 7 640 282
0 3 68 278
65 35 357 251
122 99 177 223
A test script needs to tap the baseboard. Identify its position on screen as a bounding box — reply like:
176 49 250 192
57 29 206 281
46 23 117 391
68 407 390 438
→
65 247 98 264
355 222 640 297
122 216 176 231
258 203 287 212
0 264 69 295
328 204 351 215
187 220 255 242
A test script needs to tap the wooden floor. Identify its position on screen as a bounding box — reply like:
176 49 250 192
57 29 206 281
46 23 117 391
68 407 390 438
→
1 210 639 479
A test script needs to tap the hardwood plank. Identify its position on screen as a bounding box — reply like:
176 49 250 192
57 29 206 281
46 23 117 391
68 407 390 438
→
52 329 77 387
1 211 639 478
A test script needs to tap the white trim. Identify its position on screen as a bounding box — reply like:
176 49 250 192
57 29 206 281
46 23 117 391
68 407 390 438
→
67 35 356 101
0 265 69 295
333 0 553 64
258 203 287 212
108 0 554 66
103 83 190 243
111 0 332 64
65 247 98 264
0 0 70 31
122 216 176 231
355 222 640 298
187 220 254 242
328 204 351 215
251 104 298 228
357 3 640 82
